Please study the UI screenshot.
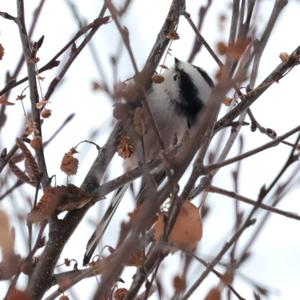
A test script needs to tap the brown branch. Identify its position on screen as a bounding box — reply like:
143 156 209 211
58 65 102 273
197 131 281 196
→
215 44 300 132
238 0 256 39
183 11 223 68
182 216 256 299
25 5 111 298
11 0 46 82
90 3 189 298
0 181 23 201
117 0 133 16
250 0 288 86
105 0 166 153
236 133 300 265
64 0 112 96
0 16 108 98
0 113 74 175
92 31 298 300
244 0 287 143
160 241 246 300
209 185 300 221
206 124 300 172
0 11 17 22
168 109 300 299
44 14 110 100
187 0 212 63
16 0 49 189
123 68 233 300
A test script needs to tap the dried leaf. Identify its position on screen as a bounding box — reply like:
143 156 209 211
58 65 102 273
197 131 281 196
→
0 43 4 60
60 148 79 176
167 31 179 40
173 275 186 293
153 201 202 252
226 38 251 60
222 271 234 286
218 14 227 31
30 136 43 149
0 210 13 253
152 74 165 83
38 75 45 81
223 97 234 106
56 184 91 211
9 160 32 184
16 138 41 181
36 99 49 109
117 135 134 159
217 41 227 55
114 288 128 300
279 52 289 63
125 249 145 267
5 288 31 300
27 186 58 223
29 56 40 64
16 94 26 101
92 81 104 91
25 119 39 135
113 103 130 120
41 108 52 118
204 287 221 300
0 96 14 106
28 184 91 223
10 153 24 164
133 106 145 136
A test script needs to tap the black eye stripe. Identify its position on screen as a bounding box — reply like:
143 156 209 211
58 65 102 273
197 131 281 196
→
193 65 214 87
173 73 178 81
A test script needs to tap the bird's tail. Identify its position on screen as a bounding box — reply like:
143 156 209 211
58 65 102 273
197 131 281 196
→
135 169 166 204
83 183 130 265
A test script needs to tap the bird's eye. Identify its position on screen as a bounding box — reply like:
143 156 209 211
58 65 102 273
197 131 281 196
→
173 73 178 81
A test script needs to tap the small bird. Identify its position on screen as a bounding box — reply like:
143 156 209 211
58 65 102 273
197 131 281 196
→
83 58 214 265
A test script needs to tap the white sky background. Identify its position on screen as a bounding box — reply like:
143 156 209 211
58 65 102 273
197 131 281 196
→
0 0 300 299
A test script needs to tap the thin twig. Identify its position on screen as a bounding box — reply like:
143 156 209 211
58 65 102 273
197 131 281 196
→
237 132 300 264
250 0 288 86
25 5 110 299
206 124 300 172
44 15 110 100
209 185 300 221
215 44 300 132
187 0 212 63
16 0 49 189
64 0 112 96
183 12 223 67
182 216 256 299
105 0 165 152
0 16 108 97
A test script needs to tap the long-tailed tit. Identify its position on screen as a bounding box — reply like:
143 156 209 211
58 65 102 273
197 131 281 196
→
83 58 214 265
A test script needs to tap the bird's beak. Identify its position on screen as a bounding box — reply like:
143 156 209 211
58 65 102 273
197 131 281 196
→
174 57 180 65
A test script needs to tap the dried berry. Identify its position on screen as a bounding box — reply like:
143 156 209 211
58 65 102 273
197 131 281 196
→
60 148 79 176
117 135 134 159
